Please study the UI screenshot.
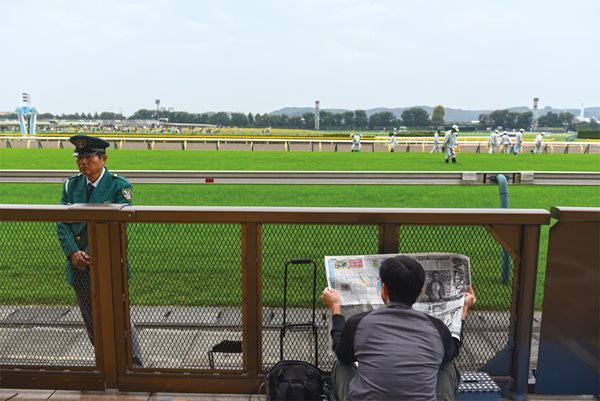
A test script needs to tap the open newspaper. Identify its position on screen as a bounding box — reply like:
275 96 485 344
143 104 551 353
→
324 253 470 339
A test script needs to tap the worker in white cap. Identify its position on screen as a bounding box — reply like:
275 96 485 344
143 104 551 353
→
501 131 512 154
443 125 459 163
431 130 442 153
350 132 362 152
513 129 524 154
532 132 544 154
390 131 398 152
488 130 499 154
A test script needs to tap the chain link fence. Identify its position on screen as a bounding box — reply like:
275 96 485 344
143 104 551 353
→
126 223 242 370
0 221 96 368
0 220 515 374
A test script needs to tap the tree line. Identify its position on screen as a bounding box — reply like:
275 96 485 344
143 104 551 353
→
2 106 592 131
478 110 579 130
0 107 445 130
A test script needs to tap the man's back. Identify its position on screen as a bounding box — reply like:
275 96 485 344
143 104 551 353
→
443 130 452 144
535 134 543 144
343 304 445 401
515 132 523 144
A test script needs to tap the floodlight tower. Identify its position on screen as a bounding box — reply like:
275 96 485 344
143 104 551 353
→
531 97 539 130
315 100 320 130
155 99 160 118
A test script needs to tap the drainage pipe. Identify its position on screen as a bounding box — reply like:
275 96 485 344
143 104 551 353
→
496 173 512 284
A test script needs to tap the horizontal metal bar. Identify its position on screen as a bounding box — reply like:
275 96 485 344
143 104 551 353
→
0 203 134 222
0 369 105 390
550 206 600 221
116 374 262 394
0 204 551 225
1 169 598 185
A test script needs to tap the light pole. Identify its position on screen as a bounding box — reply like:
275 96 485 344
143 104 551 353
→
531 97 539 131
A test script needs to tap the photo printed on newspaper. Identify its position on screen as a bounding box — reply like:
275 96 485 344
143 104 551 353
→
325 253 471 339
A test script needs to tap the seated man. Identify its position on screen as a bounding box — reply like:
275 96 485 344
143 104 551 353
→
322 255 476 401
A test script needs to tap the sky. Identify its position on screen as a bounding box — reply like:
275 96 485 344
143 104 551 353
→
2 0 599 116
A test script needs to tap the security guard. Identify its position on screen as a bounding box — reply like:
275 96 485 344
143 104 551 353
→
57 135 143 367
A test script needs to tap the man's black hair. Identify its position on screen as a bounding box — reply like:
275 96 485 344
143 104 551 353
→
379 255 425 305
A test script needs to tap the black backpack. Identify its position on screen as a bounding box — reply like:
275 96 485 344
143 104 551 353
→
266 360 325 401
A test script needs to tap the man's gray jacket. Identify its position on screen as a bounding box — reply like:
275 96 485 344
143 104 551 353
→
330 302 463 401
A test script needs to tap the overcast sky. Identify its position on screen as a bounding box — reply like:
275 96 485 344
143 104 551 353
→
2 0 599 116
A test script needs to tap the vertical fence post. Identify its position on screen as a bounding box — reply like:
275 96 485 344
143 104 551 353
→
379 224 400 254
242 223 261 378
89 221 119 388
112 221 132 375
511 224 541 401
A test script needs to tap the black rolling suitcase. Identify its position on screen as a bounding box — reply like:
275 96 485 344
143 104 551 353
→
265 258 330 401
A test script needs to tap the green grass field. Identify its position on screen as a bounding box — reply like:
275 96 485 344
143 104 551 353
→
1 183 598 208
1 148 599 171
0 149 598 310
1 183 598 310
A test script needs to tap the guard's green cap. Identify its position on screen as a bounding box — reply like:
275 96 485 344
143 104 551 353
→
69 135 110 157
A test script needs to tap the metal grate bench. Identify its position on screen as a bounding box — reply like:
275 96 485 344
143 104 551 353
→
457 371 501 401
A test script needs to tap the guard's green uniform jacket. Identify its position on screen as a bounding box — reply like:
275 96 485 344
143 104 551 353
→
57 169 132 287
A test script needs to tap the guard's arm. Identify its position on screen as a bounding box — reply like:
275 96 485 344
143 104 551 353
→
57 181 79 258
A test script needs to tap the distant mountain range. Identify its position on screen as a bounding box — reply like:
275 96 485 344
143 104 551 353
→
269 106 600 122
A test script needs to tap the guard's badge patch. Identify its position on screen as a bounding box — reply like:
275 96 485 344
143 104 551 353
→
122 188 133 201
75 139 86 149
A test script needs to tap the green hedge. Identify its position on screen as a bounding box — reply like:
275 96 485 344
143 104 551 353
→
576 129 600 139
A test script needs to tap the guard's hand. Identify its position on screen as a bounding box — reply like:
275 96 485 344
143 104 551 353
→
70 250 90 271
321 288 342 315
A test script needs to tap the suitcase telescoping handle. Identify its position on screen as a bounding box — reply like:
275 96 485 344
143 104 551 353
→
280 258 319 366
282 259 317 328
288 258 313 265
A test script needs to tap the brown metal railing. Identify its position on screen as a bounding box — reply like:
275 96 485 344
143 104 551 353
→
0 204 550 399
